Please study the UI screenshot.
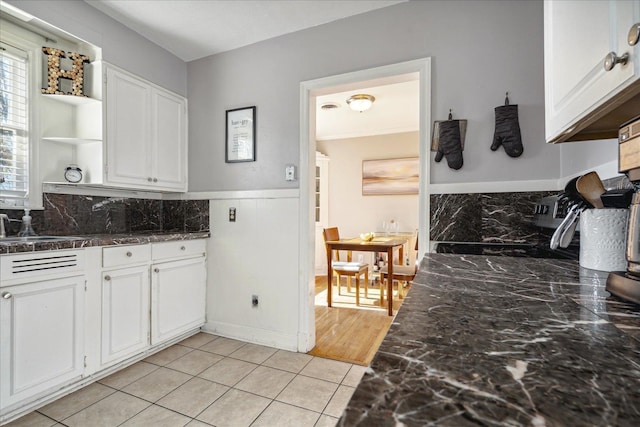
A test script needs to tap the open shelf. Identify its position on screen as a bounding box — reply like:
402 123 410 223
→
42 137 101 145
42 93 101 106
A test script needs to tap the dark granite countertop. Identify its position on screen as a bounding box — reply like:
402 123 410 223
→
0 232 210 254
341 254 640 426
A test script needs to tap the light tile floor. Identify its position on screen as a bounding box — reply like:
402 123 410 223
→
5 333 367 427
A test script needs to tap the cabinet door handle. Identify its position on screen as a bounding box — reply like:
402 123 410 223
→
154 268 159 273
126 251 132 257
180 246 186 251
604 51 629 71
629 23 640 46
153 178 158 183
148 177 153 182
104 275 111 281
1 292 12 299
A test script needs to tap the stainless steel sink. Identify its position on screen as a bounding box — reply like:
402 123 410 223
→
0 236 83 243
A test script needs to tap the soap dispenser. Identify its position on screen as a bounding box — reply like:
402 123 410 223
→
18 209 37 237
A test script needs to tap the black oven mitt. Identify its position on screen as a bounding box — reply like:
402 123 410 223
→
491 96 523 158
435 119 463 170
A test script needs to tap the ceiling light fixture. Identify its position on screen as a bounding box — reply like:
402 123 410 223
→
346 94 375 112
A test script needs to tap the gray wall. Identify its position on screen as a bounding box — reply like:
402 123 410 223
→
187 0 565 192
7 0 187 95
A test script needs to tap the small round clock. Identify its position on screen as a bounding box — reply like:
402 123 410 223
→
64 165 83 183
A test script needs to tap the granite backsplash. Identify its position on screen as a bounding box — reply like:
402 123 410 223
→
430 191 556 245
0 193 209 237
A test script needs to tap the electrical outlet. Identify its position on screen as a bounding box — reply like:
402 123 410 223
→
252 295 259 307
229 207 236 222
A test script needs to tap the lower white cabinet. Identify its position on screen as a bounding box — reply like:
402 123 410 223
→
0 275 85 410
0 239 207 423
151 256 206 345
101 266 150 366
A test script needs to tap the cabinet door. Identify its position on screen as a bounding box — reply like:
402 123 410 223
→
544 0 640 142
152 89 187 191
105 67 152 187
0 276 84 410
101 267 150 366
151 256 206 345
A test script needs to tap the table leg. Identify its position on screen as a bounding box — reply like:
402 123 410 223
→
387 247 393 316
327 247 333 307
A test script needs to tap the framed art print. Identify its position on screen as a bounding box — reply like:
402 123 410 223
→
226 106 256 162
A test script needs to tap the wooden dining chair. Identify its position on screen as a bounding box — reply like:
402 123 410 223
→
380 234 419 304
323 227 369 305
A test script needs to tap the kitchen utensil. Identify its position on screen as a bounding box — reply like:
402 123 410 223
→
563 176 593 208
559 207 580 248
550 204 579 249
576 171 606 208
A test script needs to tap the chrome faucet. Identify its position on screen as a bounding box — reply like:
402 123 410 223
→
0 214 8 239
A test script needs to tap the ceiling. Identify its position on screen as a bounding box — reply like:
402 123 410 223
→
84 0 406 62
82 0 416 140
316 80 419 141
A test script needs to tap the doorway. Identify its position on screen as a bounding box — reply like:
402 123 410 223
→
297 58 432 356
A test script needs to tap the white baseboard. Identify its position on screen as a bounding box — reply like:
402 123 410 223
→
202 321 299 352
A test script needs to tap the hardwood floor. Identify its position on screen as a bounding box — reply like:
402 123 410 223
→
308 275 408 366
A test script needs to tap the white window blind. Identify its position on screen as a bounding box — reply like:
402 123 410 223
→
0 42 29 207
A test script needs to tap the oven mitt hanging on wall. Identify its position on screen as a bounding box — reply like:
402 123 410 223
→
434 114 463 170
491 93 523 158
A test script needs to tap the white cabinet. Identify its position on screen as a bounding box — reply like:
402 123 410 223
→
153 90 188 189
150 240 206 345
544 0 640 143
0 276 85 411
151 257 206 345
0 240 207 422
105 65 187 191
100 266 150 366
100 244 152 367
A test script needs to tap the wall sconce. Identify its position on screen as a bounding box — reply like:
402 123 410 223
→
346 94 375 112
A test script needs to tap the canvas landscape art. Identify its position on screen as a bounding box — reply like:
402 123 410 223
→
362 157 419 195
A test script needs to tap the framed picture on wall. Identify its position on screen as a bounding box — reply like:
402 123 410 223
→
362 157 419 195
225 106 256 162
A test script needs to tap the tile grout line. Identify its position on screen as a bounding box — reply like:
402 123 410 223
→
28 335 356 427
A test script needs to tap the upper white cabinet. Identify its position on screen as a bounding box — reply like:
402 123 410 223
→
104 65 188 191
544 0 640 143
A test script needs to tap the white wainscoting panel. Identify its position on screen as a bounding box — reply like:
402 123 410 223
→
205 197 300 351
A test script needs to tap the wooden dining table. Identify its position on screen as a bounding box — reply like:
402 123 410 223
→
325 236 407 316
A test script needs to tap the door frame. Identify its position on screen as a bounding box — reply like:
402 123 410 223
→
297 58 432 352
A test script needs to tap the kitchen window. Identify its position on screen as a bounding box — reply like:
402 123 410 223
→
0 42 29 207
0 21 42 210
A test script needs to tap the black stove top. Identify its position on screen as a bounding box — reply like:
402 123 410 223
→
434 241 579 260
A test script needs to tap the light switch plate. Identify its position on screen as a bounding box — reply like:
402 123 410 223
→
285 164 296 181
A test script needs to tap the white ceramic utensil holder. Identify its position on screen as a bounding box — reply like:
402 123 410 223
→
580 208 629 272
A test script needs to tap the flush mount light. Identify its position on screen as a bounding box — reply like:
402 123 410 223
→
346 94 375 112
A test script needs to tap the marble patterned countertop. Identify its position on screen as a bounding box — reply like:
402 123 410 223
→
340 254 640 426
0 232 210 254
